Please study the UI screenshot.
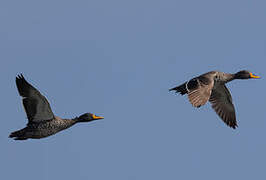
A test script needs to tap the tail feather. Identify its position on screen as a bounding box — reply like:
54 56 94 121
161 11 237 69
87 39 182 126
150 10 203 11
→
169 82 188 95
9 129 28 140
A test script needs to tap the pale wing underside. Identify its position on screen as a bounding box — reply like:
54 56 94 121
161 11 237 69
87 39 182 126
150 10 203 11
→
187 78 214 107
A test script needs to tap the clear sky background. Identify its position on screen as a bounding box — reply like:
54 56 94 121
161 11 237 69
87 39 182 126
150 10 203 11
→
1 0 266 179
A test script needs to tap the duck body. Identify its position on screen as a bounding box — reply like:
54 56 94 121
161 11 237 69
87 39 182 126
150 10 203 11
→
169 70 260 129
10 117 76 140
9 74 104 140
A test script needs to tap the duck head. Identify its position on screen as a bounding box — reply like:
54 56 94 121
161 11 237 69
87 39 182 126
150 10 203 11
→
77 113 104 123
234 70 260 79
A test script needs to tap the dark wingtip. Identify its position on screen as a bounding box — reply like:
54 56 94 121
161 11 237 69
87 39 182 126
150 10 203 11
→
233 124 238 129
16 73 24 79
16 74 24 82
229 123 238 129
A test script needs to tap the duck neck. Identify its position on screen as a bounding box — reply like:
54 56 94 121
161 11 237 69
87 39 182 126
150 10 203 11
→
73 116 91 123
226 73 235 82
233 72 247 80
64 118 78 126
72 117 81 123
216 73 235 83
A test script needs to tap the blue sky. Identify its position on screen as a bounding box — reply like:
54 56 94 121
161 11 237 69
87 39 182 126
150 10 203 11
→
1 0 266 179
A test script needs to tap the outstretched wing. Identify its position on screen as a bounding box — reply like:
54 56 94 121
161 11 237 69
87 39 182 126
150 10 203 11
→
209 84 237 129
16 74 54 123
187 76 214 108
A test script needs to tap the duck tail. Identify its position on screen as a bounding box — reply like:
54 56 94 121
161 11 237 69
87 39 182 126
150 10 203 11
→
9 129 28 140
169 82 188 95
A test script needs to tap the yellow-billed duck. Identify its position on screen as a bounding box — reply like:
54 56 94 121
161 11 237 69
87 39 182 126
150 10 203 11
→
9 74 104 140
169 70 260 129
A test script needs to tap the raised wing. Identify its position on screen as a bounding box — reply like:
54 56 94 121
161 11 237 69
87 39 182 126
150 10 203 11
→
209 84 237 129
16 74 54 123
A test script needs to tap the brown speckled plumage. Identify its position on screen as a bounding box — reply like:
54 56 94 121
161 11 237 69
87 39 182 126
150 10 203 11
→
9 74 104 140
169 70 260 129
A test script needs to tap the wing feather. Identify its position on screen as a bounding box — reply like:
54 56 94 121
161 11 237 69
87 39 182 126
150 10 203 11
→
16 74 54 123
209 84 237 129
187 76 214 107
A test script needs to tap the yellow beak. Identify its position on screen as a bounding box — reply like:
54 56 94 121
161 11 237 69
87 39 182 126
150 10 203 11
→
92 114 104 120
250 72 260 79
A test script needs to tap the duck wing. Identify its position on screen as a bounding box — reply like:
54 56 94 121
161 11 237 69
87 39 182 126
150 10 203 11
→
16 74 54 123
209 84 237 129
187 75 214 108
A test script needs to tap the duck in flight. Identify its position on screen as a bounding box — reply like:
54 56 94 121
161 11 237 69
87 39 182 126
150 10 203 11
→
9 74 104 140
169 70 260 129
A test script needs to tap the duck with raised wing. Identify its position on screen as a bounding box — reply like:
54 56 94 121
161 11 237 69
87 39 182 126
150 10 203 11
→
169 70 260 129
9 74 104 140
